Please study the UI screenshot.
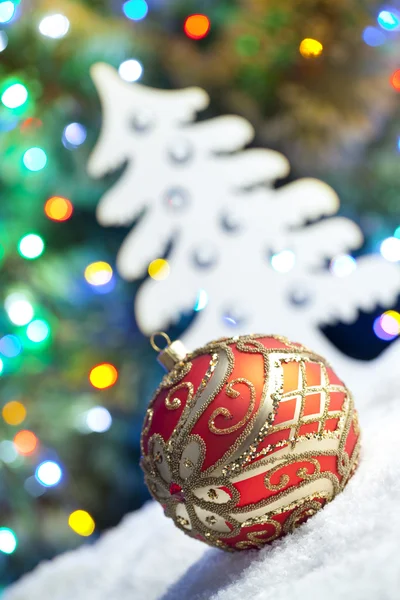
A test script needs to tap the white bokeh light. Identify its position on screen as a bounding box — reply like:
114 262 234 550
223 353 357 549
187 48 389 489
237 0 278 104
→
39 14 70 39
118 59 143 83
86 406 112 433
35 461 62 487
0 528 17 554
5 293 34 326
380 237 400 262
271 250 296 273
329 254 357 277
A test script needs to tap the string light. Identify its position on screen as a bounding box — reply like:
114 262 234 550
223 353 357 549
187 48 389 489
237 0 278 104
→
14 430 38 455
5 293 34 326
271 250 296 273
0 528 17 554
299 38 323 58
0 2 15 24
2 401 26 426
118 59 143 82
35 461 62 487
38 14 70 39
362 26 386 47
89 363 118 389
68 510 95 536
62 123 87 148
1 83 28 109
184 14 211 40
0 335 22 357
45 196 73 221
194 289 208 311
18 233 45 259
122 0 148 21
330 254 357 277
377 9 400 31
86 406 112 433
26 319 50 343
23 147 47 171
84 261 113 286
380 236 400 261
390 69 400 91
148 258 170 280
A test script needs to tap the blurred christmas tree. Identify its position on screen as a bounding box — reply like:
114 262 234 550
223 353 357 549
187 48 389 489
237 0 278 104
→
0 0 399 588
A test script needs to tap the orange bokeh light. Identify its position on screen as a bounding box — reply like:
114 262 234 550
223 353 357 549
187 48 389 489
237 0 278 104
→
390 69 400 91
89 363 118 390
184 14 211 40
45 196 74 222
14 430 38 455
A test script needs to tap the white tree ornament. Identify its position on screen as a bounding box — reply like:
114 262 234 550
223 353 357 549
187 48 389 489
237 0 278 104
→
88 63 400 402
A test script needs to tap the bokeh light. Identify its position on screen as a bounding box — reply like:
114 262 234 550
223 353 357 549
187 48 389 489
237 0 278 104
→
45 196 73 221
377 9 400 31
299 38 323 58
18 233 45 260
86 406 112 433
38 14 70 38
84 261 113 286
62 122 87 148
14 430 38 455
5 293 34 326
395 225 400 238
373 311 400 341
68 510 95 536
194 289 208 311
1 83 28 109
89 363 118 389
2 401 27 426
0 335 22 357
23 147 47 171
0 30 8 52
0 2 15 24
35 461 62 487
270 250 296 273
148 258 170 280
122 0 148 21
380 236 400 261
0 440 18 464
26 319 50 343
118 59 143 82
330 254 357 277
0 358 3 374
184 14 211 40
0 528 17 554
390 69 400 91
362 26 386 46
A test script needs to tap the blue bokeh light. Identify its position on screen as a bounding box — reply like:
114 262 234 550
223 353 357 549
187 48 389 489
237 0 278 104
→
362 26 386 46
123 0 148 21
377 9 400 31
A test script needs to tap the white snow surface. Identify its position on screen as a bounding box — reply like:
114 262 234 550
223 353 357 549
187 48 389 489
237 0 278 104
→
6 386 400 600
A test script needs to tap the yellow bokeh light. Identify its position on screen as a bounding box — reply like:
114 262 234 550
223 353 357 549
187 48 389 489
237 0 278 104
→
89 363 118 389
148 259 170 281
84 261 113 286
2 401 26 426
299 38 323 58
68 510 95 537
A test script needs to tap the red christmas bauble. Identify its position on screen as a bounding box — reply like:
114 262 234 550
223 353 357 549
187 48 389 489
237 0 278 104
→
141 334 360 550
